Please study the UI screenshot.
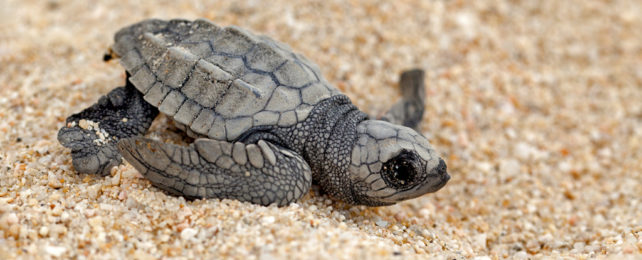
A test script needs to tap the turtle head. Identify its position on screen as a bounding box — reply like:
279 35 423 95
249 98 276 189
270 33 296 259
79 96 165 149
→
347 120 449 206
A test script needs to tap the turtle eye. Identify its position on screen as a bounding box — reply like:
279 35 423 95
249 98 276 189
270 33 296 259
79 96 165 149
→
381 150 419 188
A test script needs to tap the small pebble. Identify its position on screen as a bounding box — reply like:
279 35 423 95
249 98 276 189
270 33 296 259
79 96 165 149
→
45 246 67 257
261 216 276 225
375 218 389 228
39 226 49 236
48 173 63 189
180 228 198 240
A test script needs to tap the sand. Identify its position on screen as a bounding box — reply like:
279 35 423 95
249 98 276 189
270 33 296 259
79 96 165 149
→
1 0 641 259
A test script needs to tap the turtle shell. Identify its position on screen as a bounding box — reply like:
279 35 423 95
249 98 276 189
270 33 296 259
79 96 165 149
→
111 19 338 141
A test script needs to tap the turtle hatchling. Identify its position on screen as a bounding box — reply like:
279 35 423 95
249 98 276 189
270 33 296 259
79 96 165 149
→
58 18 450 206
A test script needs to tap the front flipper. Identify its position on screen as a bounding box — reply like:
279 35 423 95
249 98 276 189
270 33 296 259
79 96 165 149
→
379 69 426 130
58 81 158 175
117 138 312 206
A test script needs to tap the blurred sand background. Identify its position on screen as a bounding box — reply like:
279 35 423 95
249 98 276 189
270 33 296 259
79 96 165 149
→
0 0 641 258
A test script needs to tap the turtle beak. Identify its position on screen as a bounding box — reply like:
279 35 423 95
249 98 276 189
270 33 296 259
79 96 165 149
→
432 158 450 184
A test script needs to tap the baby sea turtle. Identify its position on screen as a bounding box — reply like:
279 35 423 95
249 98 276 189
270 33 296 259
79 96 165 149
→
58 18 449 206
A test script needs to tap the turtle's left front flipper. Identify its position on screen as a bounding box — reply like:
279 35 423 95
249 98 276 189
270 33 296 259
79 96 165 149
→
58 80 158 175
379 69 426 130
117 137 312 206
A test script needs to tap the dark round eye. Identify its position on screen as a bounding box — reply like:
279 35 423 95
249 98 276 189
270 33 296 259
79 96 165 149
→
381 151 420 188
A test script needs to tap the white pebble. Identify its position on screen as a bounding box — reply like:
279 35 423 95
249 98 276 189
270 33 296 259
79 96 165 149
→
499 159 521 178
45 245 67 257
514 142 534 161
513 251 528 260
375 219 389 228
4 213 18 225
87 184 102 199
181 228 198 240
39 226 49 236
474 234 487 249
48 172 62 188
261 216 276 225
111 172 121 186
573 242 585 251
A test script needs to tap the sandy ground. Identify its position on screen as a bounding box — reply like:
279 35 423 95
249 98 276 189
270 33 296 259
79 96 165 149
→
1 0 641 259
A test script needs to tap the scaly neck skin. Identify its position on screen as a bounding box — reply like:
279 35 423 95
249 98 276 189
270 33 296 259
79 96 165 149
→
239 95 368 203
297 95 368 202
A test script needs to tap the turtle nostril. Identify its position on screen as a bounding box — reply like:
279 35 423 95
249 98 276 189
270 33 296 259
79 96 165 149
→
437 159 447 174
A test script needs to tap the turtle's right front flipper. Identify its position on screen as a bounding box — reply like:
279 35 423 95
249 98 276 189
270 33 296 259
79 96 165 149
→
117 137 312 206
379 69 426 130
58 80 158 175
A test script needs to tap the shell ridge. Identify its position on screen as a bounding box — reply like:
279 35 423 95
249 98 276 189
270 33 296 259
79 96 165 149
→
176 61 199 90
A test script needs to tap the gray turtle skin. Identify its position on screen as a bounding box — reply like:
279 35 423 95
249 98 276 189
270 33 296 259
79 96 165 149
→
58 18 449 206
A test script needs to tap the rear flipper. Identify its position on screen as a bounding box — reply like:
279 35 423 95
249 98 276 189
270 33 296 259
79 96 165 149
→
58 80 159 175
379 69 426 130
117 137 312 206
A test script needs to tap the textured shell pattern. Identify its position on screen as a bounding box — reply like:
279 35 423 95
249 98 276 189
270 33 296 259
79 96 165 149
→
111 19 339 141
